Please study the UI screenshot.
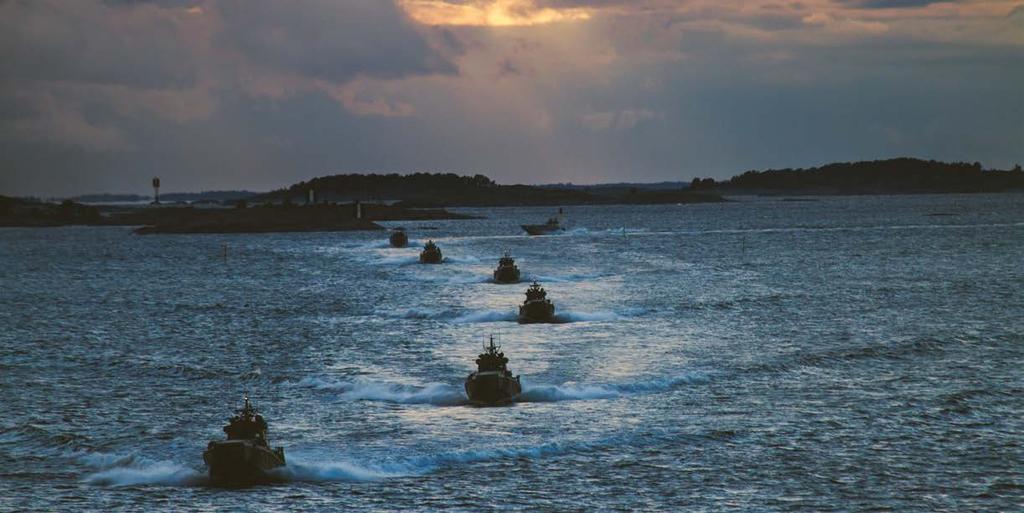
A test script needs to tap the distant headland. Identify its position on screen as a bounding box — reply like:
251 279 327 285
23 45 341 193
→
0 197 475 234
257 173 724 207
2 158 1021 233
691 158 1024 195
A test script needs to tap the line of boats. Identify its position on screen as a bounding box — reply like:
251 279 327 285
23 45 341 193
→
202 211 568 485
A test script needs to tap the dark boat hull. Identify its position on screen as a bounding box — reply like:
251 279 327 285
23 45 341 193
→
493 266 521 283
521 224 561 236
465 372 522 405
389 232 408 247
518 300 555 323
203 440 286 484
420 250 442 263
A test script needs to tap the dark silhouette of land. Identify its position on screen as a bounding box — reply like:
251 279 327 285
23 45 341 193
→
70 190 256 204
4 158 1022 232
691 158 1024 195
0 196 473 233
258 173 724 206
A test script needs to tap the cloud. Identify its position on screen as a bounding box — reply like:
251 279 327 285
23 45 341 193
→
216 0 457 83
581 109 661 131
0 0 1021 196
400 0 592 26
0 0 199 88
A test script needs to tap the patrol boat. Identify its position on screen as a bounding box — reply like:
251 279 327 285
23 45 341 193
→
420 239 443 263
203 397 286 484
465 336 522 405
518 281 556 323
389 227 408 247
521 208 565 236
492 252 521 283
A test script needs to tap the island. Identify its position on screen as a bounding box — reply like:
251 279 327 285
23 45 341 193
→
690 158 1024 195
0 196 475 234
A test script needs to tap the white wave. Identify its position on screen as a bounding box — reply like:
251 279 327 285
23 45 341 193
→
418 273 491 285
275 437 613 482
452 309 517 324
299 377 467 406
375 307 516 323
554 307 646 323
528 273 601 283
517 384 619 402
612 371 709 393
79 452 204 487
272 458 403 482
555 227 647 237
517 371 708 403
443 255 481 264
374 254 420 266
354 240 391 249
399 437 611 473
381 307 447 320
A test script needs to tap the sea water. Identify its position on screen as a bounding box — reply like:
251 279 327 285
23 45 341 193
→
1 194 1022 511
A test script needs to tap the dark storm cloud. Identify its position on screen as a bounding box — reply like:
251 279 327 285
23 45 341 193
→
214 0 457 83
0 0 1021 196
0 1 197 88
0 0 462 196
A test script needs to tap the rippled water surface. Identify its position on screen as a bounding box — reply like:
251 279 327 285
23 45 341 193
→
2 195 1023 511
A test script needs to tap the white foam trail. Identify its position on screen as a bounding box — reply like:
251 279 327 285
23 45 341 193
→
418 273 491 285
272 458 403 482
374 254 420 266
79 452 204 487
452 309 517 323
529 273 601 283
383 307 446 320
555 227 648 237
376 307 517 323
554 307 646 323
275 437 615 482
354 240 391 249
399 437 611 472
518 371 708 402
443 255 480 264
299 377 467 406
517 384 620 402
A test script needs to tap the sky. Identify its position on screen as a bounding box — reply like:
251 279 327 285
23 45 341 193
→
1 0 1022 196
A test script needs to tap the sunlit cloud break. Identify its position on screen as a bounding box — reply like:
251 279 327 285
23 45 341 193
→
400 0 591 26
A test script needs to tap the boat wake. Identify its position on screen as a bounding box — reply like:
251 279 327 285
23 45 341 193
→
299 377 468 405
453 309 518 323
443 255 481 264
371 254 421 266
379 307 517 324
79 425 712 487
298 369 708 407
282 435 624 482
526 272 604 283
518 371 708 402
78 451 205 487
553 307 647 323
557 227 647 237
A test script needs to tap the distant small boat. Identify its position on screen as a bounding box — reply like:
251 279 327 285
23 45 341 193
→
420 239 443 263
521 208 565 236
389 228 408 247
518 281 555 323
465 336 521 406
492 251 521 284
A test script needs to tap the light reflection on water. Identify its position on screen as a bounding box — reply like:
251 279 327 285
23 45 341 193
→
1 194 1023 511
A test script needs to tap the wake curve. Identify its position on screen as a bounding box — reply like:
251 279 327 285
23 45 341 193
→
518 371 708 402
299 377 468 406
78 451 205 487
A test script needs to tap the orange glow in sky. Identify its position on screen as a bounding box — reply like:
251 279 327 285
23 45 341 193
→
400 0 591 26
